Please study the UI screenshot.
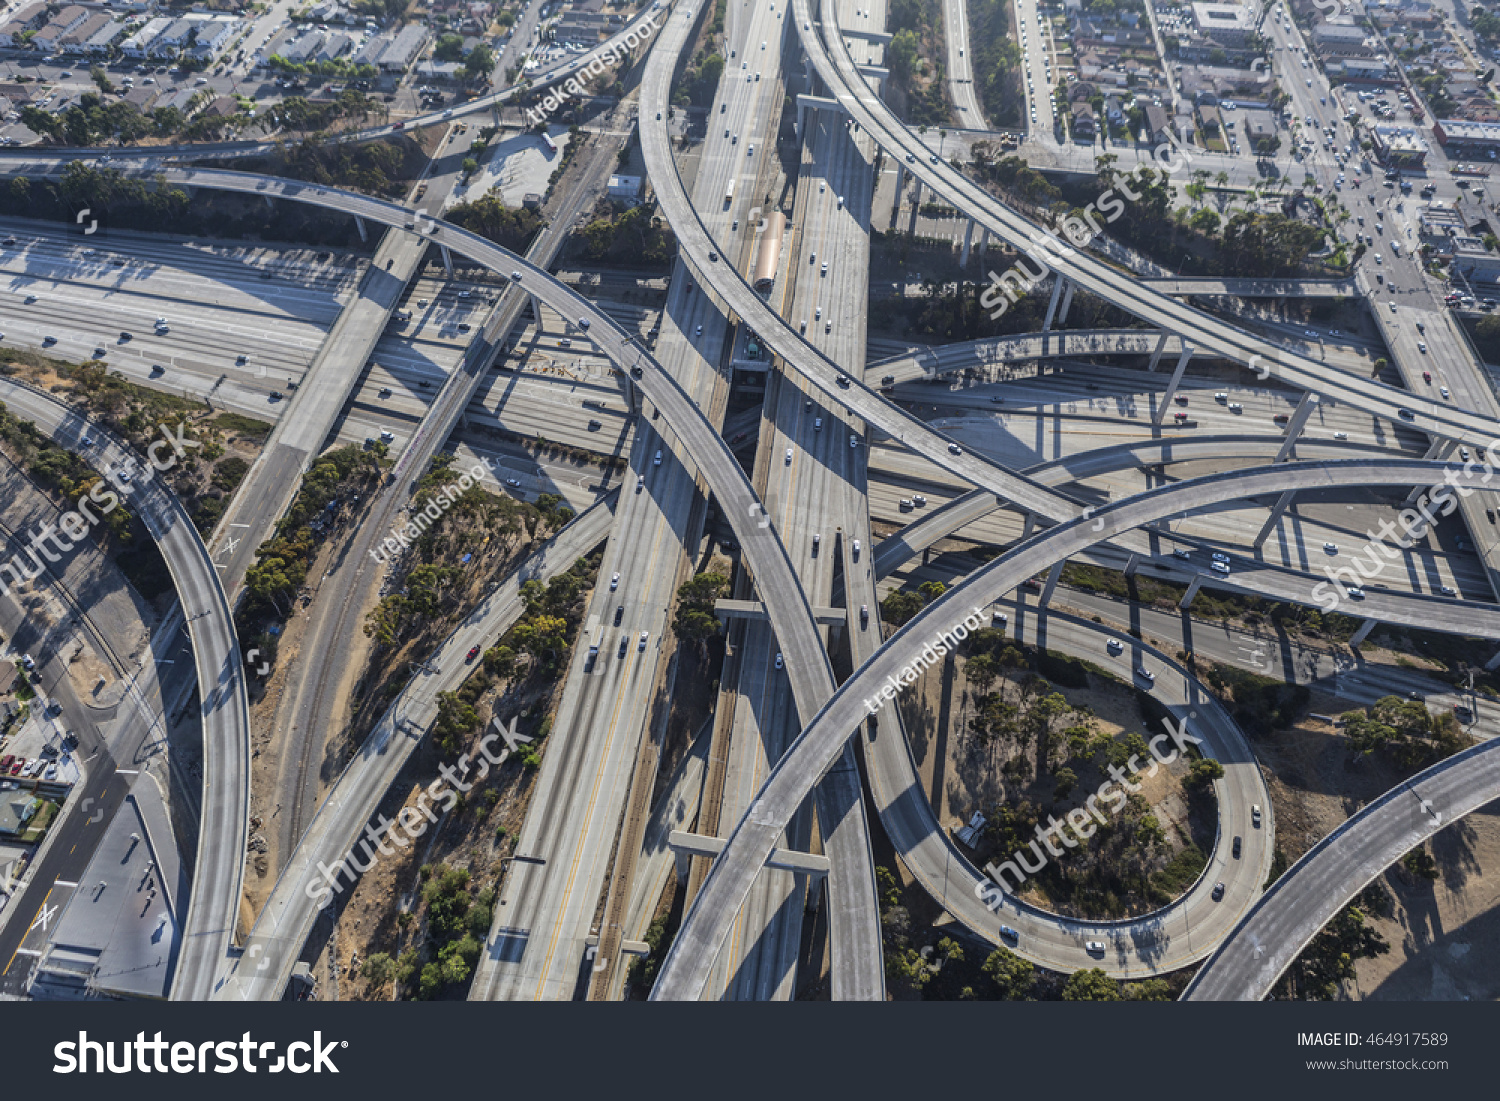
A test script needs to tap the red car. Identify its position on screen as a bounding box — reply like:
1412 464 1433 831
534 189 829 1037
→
9 758 24 776
466 645 481 662
1423 371 1432 382
0 755 11 773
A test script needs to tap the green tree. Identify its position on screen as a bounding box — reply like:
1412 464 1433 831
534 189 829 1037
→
1062 967 1121 1000
1185 756 1225 788
981 947 1034 999
463 44 496 81
434 32 466 61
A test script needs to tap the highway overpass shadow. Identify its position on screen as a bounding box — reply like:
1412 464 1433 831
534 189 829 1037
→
1357 805 1496 1000
0 219 372 322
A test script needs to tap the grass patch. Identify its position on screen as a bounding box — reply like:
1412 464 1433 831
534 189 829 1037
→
214 413 272 440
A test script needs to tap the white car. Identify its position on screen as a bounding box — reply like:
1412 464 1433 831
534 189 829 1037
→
1086 940 1106 956
852 539 861 559
1324 542 1338 554
774 652 784 669
785 447 793 464
1345 586 1365 599
1106 638 1123 654
609 572 620 591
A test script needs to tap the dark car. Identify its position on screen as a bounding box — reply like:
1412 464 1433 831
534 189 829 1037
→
1232 836 1242 859
1212 881 1226 901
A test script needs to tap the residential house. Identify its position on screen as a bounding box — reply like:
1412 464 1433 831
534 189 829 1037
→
1070 100 1098 136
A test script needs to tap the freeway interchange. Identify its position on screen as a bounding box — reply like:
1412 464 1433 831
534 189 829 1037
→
0 0 1498 1010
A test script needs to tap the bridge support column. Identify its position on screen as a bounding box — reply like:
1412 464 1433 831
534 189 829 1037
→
1152 345 1194 427
1486 647 1500 671
1021 512 1036 540
978 227 989 263
440 244 454 278
1057 279 1076 325
355 216 368 243
1146 330 1170 372
1349 618 1378 645
908 179 923 237
959 218 975 268
1274 392 1320 462
1179 574 1205 609
1405 440 1459 503
529 293 543 322
1252 489 1297 550
1042 276 1067 332
1038 559 1065 606
264 194 275 211
1124 552 1140 579
674 847 694 884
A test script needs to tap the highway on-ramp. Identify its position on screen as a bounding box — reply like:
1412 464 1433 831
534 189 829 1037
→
650 458 1478 998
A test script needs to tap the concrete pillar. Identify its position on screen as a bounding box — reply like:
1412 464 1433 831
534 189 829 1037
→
1485 647 1500 671
1406 439 1459 503
894 164 907 204
264 194 275 211
1124 552 1140 578
799 872 822 915
674 847 693 884
1146 330 1171 372
1021 512 1036 540
1042 276 1067 332
1057 279 1076 325
1252 489 1297 549
1274 392 1320 463
1151 345 1194 427
1179 574 1205 609
908 179 923 237
440 244 454 278
978 227 989 262
960 219 975 267
797 98 807 135
355 215 368 243
1038 558 1065 606
529 293 543 322
1349 617 1378 645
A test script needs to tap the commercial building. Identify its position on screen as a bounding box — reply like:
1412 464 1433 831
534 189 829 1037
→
1433 118 1500 154
1372 123 1430 165
608 174 642 199
1451 237 1500 281
1189 3 1256 46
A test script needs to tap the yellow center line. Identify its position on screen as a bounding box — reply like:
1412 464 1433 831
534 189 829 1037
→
529 494 669 999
